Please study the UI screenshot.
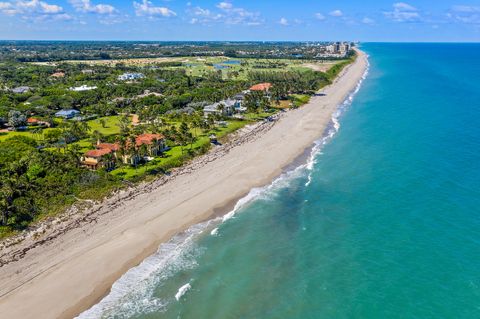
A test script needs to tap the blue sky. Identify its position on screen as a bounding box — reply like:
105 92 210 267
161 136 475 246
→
0 0 479 41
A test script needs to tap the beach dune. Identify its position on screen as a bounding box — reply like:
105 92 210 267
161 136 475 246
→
0 50 368 319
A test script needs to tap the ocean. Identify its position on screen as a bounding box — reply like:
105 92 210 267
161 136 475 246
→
78 43 480 319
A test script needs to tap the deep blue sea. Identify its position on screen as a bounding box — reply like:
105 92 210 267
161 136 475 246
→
78 43 480 319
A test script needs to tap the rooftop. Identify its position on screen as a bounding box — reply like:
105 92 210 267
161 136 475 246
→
250 83 272 91
136 133 164 146
85 148 112 158
97 143 120 152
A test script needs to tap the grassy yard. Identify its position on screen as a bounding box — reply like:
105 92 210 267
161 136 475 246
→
0 115 123 141
111 119 250 180
291 94 311 107
87 116 122 135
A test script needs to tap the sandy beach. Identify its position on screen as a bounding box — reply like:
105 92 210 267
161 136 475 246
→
0 49 367 319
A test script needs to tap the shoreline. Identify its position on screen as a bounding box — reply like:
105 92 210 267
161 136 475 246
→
0 49 368 319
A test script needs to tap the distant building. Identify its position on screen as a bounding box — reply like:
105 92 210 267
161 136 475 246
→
335 42 341 52
55 109 80 119
81 69 94 75
118 73 145 81
11 86 31 94
325 44 336 54
339 43 350 54
69 85 97 92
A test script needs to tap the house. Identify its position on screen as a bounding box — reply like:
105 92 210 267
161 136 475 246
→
11 86 31 94
203 99 236 117
249 83 272 92
96 142 120 153
27 118 39 125
135 133 166 156
83 134 166 168
55 109 80 119
233 92 248 112
123 133 166 165
118 73 145 81
81 148 115 171
81 69 94 75
69 85 97 92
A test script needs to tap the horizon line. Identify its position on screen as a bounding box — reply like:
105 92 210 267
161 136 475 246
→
0 39 479 43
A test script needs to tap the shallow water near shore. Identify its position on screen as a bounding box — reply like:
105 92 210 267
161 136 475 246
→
78 43 480 318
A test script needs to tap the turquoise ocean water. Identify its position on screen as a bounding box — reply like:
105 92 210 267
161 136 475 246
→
78 43 480 319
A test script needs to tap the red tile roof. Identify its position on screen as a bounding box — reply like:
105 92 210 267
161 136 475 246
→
97 143 119 152
27 118 39 124
85 148 112 158
249 83 272 91
135 133 164 146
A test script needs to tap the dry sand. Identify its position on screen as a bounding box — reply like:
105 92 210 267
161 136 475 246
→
0 49 367 319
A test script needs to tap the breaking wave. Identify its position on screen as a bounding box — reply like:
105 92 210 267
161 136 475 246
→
76 57 369 319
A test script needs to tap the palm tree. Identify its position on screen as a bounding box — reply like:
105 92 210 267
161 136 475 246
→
67 143 82 167
129 135 139 168
117 136 128 165
91 130 103 146
0 179 14 226
81 120 91 135
179 121 190 154
118 115 131 134
99 118 107 128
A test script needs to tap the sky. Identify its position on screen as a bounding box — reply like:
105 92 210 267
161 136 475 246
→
0 0 479 41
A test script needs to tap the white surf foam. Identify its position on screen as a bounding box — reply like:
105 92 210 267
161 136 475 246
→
175 283 191 301
79 56 370 319
75 222 211 319
304 57 370 186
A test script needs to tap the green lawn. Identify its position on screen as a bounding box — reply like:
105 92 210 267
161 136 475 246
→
0 115 122 142
291 94 311 107
111 119 250 180
167 56 328 81
87 116 122 135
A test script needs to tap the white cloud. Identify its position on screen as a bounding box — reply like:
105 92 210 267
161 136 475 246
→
188 2 262 26
362 17 375 25
329 9 343 17
188 5 221 24
0 0 70 19
216 1 232 10
279 17 288 25
133 0 176 17
0 2 11 8
393 2 416 11
314 12 325 20
69 0 116 14
448 5 480 24
384 2 421 22
451 5 480 13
